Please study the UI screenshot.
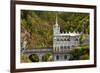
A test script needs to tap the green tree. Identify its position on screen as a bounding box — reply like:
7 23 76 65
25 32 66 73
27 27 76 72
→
80 54 89 60
42 53 53 61
21 54 30 63
29 54 39 62
21 10 89 49
70 48 82 60
69 45 89 60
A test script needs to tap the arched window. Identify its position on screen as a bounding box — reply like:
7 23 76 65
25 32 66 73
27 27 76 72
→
60 46 63 49
61 39 63 41
64 55 67 60
67 36 70 41
54 47 56 51
56 55 59 60
64 46 66 49
75 38 78 41
57 39 59 41
64 39 66 41
67 46 70 49
72 45 74 48
67 38 70 41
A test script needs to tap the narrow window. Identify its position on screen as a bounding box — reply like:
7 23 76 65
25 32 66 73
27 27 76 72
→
64 46 66 49
60 46 63 49
57 39 59 41
64 55 67 60
56 55 59 60
68 46 70 49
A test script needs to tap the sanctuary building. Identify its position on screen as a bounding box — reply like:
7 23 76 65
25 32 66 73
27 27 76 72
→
53 16 80 61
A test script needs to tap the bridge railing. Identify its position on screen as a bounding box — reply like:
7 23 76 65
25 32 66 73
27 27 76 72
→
23 48 53 53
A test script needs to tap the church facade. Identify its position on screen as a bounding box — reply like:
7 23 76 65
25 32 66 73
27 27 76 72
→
53 17 80 61
22 17 80 62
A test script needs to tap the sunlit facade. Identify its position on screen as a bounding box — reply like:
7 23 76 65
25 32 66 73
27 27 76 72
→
53 16 80 61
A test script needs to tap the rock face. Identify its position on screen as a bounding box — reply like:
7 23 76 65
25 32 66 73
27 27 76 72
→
21 30 31 51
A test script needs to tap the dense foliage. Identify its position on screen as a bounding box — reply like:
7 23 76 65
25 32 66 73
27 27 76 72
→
29 54 39 62
21 10 89 62
21 54 30 63
69 45 89 60
21 10 89 49
42 53 53 61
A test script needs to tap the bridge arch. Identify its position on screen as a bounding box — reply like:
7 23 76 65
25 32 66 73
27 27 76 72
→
23 48 53 62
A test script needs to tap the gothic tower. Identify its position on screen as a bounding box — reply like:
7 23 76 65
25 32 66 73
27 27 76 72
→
53 15 60 35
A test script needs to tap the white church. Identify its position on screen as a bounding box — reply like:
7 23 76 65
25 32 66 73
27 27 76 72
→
53 16 80 61
22 16 81 61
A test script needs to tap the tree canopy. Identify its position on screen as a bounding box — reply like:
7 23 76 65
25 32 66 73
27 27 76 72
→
21 10 89 49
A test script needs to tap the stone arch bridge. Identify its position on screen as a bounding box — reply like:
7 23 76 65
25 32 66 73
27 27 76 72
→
22 48 71 62
22 48 53 61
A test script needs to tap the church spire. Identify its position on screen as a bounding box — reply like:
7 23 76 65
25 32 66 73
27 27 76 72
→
53 13 60 35
55 13 58 26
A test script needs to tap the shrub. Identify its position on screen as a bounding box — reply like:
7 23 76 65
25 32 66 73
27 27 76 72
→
42 53 53 62
21 54 30 63
29 54 39 62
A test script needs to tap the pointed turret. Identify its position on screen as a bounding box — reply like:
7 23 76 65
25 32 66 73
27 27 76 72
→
53 14 60 35
55 14 58 26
